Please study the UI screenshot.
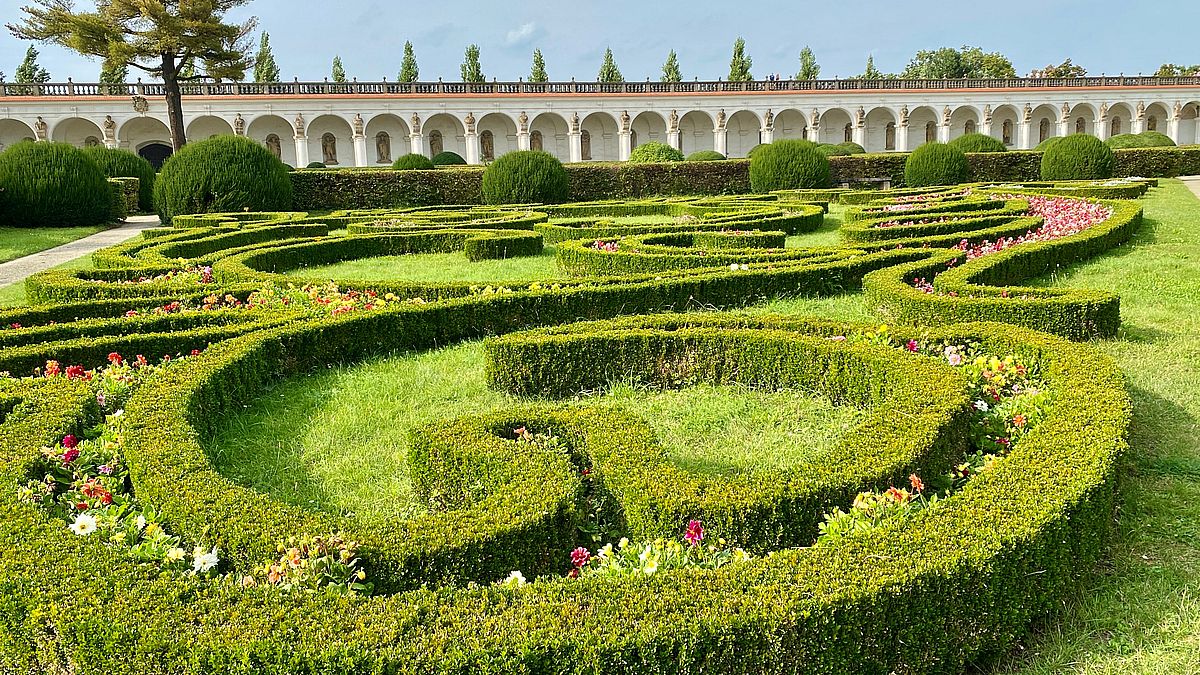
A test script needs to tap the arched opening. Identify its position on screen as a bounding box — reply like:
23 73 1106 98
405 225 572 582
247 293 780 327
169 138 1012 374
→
725 110 761 157
365 114 410 164
773 109 807 142
1069 103 1097 137
530 113 569 161
949 106 981 140
1145 103 1171 134
580 112 619 161
992 105 1020 146
1031 104 1059 143
678 111 715 155
818 108 852 145
247 115 296 166
477 113 517 161
0 119 36 151
630 111 668 149
137 142 173 169
1180 101 1200 145
119 116 172 158
424 113 466 158
185 115 234 141
906 106 938 149
306 114 352 166
864 107 897 152
50 117 105 147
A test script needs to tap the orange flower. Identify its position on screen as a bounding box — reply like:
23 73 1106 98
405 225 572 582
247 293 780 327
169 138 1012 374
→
1013 414 1027 427
908 474 925 492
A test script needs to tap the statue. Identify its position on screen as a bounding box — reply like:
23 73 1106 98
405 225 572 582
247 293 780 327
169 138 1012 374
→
810 108 820 129
233 113 245 136
464 111 475 134
1174 101 1184 119
1136 100 1146 119
570 111 580 132
293 113 305 137
352 113 364 137
716 109 726 129
410 112 421 134
518 110 529 133
668 109 678 131
480 130 494 161
1061 101 1070 121
429 130 444 156
321 133 337 164
982 104 992 124
899 105 909 125
1099 102 1109 118
33 116 47 141
763 108 774 128
855 106 865 127
942 105 951 125
103 115 117 141
619 110 630 132
1023 103 1033 122
265 134 282 159
376 131 391 163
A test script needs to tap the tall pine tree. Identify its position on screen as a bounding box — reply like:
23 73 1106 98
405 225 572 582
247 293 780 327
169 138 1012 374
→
597 48 622 82
252 32 280 82
14 45 51 83
461 44 484 82
660 50 682 82
331 56 346 82
529 49 547 82
99 55 127 87
796 46 820 80
398 41 418 82
860 55 883 79
728 38 752 81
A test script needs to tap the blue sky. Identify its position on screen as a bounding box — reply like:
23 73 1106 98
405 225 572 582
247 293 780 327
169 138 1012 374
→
1 0 1196 82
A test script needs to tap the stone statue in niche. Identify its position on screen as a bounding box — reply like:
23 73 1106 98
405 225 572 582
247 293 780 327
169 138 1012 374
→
464 111 475 134
964 119 976 134
716 109 726 129
1136 100 1145 119
103 115 117 141
925 121 936 143
942 105 951 125
480 130 494 161
763 108 774 128
518 111 529 133
899 105 908 125
668 109 678 131
429 130 443 156
620 110 630 132
321 133 337 164
855 106 865 127
1061 102 1070 121
1111 117 1122 135
983 104 992 124
376 132 391 163
1039 118 1050 143
233 113 245 136
34 116 47 140
1002 119 1013 145
581 129 592 160
352 113 364 136
410 113 421 134
1023 103 1032 122
530 129 543 151
884 122 895 150
265 134 282 159
1099 102 1109 118
570 112 580 132
293 113 305 137
1076 117 1085 134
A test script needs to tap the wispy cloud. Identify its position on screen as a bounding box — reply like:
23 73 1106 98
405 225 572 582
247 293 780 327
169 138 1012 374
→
505 22 538 47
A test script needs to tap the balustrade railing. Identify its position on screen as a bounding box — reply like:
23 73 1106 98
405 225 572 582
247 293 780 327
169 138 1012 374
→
1 76 1197 98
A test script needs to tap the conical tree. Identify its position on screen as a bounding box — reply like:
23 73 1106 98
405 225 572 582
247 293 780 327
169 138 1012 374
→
861 55 883 79
529 48 548 82
796 46 820 80
253 32 280 82
728 38 752 81
461 44 484 83
99 55 127 86
661 50 682 82
597 47 623 82
398 41 418 82
331 56 346 82
14 45 51 84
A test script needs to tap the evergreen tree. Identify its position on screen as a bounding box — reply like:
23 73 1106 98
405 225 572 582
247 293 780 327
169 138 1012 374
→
461 44 484 82
1155 63 1200 77
99 55 127 86
1036 58 1086 78
728 37 752 81
398 41 418 82
529 49 548 82
331 56 346 82
597 47 623 82
796 46 820 80
252 32 280 83
14 45 50 84
660 50 682 82
177 56 196 79
860 55 883 79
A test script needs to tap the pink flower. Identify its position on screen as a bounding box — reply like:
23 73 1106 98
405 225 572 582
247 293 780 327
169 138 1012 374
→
905 340 919 352
62 434 78 449
684 519 704 547
62 448 80 464
570 547 590 568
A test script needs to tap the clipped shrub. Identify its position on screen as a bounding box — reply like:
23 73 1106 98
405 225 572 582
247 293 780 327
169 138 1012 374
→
1105 133 1144 149
481 150 569 204
836 141 867 155
432 151 466 166
747 144 765 158
1040 133 1115 180
687 150 726 161
306 161 327 169
816 143 851 157
629 142 685 163
1034 137 1063 152
393 154 436 170
0 141 113 227
153 135 293 224
903 142 970 187
949 133 1007 153
82 146 156 211
749 139 831 192
1137 131 1176 147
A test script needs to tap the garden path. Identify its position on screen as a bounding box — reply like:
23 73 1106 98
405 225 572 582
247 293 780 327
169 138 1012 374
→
1181 175 1200 200
0 214 160 288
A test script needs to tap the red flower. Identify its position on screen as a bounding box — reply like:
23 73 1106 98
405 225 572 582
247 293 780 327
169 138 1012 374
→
570 547 590 568
61 434 78 449
905 340 919 352
190 349 201 356
908 474 925 492
62 448 80 464
65 365 87 380
107 352 123 365
684 519 704 547
44 361 61 377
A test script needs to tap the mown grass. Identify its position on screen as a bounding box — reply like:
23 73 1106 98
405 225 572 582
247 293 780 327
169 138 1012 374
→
0 253 95 308
0 225 108 264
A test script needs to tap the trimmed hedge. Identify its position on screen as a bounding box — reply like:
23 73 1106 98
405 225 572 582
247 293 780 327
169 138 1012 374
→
393 153 436 170
949 133 1007 153
749 139 831 192
481 150 570 205
628 142 685 163
153 135 293 224
1040 134 1115 180
432 151 466 166
0 141 113 227
686 150 726 161
82 146 156 211
904 142 970 187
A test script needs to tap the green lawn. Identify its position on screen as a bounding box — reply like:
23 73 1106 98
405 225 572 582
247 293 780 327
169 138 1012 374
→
0 253 95 308
0 225 108 264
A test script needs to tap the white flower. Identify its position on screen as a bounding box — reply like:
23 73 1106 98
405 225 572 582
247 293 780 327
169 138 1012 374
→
192 546 219 573
165 547 186 563
69 513 97 536
729 263 739 271
135 515 147 530
618 537 629 549
739 263 749 271
642 558 658 575
973 400 990 412
503 570 527 587
597 543 614 560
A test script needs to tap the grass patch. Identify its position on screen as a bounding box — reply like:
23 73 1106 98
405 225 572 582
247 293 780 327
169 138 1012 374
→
0 225 108 264
0 253 96 308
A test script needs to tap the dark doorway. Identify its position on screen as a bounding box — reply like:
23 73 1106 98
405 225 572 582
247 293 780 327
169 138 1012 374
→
138 143 172 169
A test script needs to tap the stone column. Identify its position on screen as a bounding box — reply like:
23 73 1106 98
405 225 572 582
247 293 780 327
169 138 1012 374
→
852 124 866 148
981 119 993 138
1167 116 1181 145
410 131 424 157
713 127 728 156
352 132 367 167
618 130 631 161
759 126 774 145
896 123 909 152
1018 121 1032 150
667 129 681 151
937 122 950 143
465 130 480 165
294 134 309 167
568 130 582 162
1097 114 1110 141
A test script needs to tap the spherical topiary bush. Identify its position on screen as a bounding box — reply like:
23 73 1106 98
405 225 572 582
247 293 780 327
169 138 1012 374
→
949 133 1007 153
306 161 327 169
1040 133 1115 180
1136 130 1176 147
481 150 570 204
153 135 293 224
628 141 685 163
686 150 726 161
1034 137 1063 152
432 151 466 166
1104 134 1144 149
393 154 436 170
82 146 156 211
747 144 765 158
836 141 867 154
0 141 113 227
816 143 851 157
748 139 831 192
903 142 970 187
